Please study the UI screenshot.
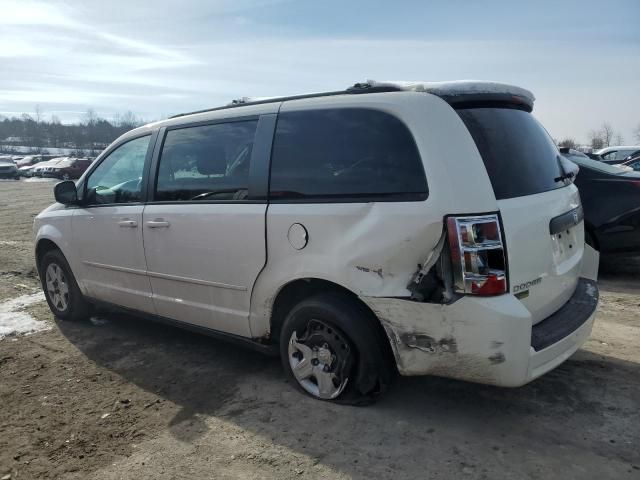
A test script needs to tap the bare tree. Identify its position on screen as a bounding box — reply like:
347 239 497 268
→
588 130 604 150
83 108 98 126
34 105 43 124
600 122 614 147
558 138 577 149
614 133 624 145
634 123 640 143
119 111 139 129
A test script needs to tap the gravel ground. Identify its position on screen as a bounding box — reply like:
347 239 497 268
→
0 180 639 480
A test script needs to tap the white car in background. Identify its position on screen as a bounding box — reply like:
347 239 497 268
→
34 80 600 403
595 146 640 164
30 157 69 177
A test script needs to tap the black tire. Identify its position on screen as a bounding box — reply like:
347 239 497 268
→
279 292 395 405
39 249 90 321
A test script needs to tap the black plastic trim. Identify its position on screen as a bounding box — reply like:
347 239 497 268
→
549 205 584 235
530 278 598 351
268 192 428 204
449 93 533 112
86 297 279 355
248 114 277 201
169 86 402 119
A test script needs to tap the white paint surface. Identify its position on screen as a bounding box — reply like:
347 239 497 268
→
0 292 49 339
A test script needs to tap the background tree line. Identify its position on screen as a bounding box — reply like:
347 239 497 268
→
558 121 640 150
2 107 638 155
0 106 144 154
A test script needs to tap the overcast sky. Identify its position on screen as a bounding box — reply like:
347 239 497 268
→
1 0 639 143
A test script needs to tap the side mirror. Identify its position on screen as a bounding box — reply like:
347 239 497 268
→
54 180 78 205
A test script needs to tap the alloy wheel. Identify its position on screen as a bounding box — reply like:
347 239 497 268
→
45 262 70 312
288 319 351 399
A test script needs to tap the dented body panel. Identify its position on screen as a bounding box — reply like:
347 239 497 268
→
361 288 597 386
360 248 599 385
249 92 498 337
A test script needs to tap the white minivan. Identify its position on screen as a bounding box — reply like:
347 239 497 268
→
34 81 599 403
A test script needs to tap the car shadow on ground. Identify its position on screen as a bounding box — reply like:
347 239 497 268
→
55 308 640 478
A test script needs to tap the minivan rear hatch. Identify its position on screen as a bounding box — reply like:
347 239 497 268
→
457 106 583 324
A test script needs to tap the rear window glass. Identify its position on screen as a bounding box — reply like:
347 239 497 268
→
457 108 564 200
270 108 427 201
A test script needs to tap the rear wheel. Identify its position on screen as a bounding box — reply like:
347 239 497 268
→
280 293 394 404
40 249 90 321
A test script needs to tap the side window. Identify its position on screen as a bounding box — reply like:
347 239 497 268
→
155 120 258 201
269 108 427 201
85 135 150 205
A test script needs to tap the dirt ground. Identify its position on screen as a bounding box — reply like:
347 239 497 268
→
0 180 639 480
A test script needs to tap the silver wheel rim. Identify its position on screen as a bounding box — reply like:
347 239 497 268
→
288 320 350 399
45 263 70 312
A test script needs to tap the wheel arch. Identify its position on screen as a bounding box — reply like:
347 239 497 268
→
35 238 62 272
268 277 396 366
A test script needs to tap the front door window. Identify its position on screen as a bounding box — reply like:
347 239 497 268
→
85 135 151 205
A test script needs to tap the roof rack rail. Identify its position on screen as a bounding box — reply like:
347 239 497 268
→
169 83 403 119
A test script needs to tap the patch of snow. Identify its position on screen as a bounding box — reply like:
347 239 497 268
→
0 292 49 339
365 79 535 105
227 96 278 105
559 155 579 179
0 240 26 246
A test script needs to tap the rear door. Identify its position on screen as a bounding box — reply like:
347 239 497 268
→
458 107 583 323
142 114 275 337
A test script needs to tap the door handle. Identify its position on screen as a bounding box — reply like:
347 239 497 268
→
146 220 170 228
117 220 138 228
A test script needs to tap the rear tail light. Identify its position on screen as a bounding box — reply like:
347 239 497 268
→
447 214 507 296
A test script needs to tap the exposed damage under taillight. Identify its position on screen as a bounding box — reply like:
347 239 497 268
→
408 213 508 303
407 230 456 303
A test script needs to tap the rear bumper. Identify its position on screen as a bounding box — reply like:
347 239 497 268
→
361 277 598 387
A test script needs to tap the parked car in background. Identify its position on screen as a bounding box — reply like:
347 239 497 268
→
19 163 40 177
15 154 56 167
595 146 640 165
35 80 599 403
561 148 640 255
41 158 93 180
0 160 20 179
31 157 69 177
620 155 640 172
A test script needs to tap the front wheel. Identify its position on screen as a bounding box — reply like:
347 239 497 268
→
280 293 394 404
40 249 90 321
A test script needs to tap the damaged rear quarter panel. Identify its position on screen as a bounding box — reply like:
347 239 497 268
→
248 93 498 338
361 295 534 386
